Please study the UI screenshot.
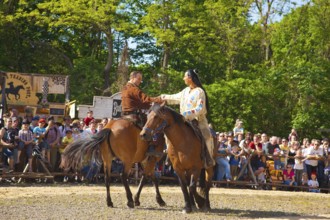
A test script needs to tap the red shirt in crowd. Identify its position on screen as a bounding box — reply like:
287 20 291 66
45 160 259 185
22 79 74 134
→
249 142 262 151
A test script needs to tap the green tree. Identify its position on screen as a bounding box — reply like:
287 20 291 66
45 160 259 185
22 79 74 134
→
20 0 132 89
270 1 330 137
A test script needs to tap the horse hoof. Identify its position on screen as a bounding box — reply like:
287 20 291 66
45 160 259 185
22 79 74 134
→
157 198 166 207
127 201 134 208
191 205 198 212
107 201 113 207
134 200 140 206
182 208 192 214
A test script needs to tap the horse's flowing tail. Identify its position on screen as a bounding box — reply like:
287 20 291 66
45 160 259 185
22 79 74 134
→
61 129 111 171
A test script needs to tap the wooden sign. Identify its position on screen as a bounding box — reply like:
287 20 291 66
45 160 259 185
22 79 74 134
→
0 72 39 105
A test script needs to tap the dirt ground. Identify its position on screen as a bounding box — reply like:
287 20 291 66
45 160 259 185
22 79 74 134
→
0 183 330 220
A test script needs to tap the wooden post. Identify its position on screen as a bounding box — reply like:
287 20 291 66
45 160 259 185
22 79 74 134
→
236 154 258 186
18 163 30 183
0 71 8 119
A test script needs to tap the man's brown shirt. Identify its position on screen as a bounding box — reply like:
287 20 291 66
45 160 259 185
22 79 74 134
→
121 82 161 112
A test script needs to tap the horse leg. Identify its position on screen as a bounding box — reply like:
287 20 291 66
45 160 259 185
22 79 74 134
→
134 174 146 206
138 156 166 207
177 172 192 213
100 143 113 207
189 171 205 210
188 174 197 211
150 174 166 206
120 166 134 208
203 167 214 211
105 166 113 207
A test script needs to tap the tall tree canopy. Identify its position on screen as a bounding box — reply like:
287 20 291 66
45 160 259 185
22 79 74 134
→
1 0 329 138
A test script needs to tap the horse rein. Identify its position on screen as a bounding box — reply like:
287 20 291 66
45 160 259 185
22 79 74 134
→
142 119 168 135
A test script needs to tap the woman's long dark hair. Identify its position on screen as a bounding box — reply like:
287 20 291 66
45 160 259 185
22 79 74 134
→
186 69 210 114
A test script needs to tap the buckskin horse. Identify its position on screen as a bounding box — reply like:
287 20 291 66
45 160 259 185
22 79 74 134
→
61 119 166 208
140 103 216 213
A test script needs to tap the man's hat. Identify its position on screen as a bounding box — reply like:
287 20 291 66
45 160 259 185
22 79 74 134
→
32 116 40 121
22 119 30 125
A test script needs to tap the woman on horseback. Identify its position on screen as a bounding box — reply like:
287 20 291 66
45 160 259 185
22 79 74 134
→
161 69 215 168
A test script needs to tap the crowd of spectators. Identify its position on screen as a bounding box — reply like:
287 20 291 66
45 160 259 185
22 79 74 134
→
213 121 330 193
1 111 330 194
0 110 112 182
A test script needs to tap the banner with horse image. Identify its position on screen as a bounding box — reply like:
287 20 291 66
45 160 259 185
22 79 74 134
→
0 72 68 106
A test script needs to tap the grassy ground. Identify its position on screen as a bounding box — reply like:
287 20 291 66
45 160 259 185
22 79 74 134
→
0 184 329 220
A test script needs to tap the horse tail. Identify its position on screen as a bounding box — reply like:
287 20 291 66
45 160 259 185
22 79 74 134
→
61 128 111 171
198 168 207 198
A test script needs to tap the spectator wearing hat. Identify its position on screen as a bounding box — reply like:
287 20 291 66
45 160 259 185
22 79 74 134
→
18 119 34 172
29 116 40 132
33 118 49 162
44 116 61 169
84 119 97 137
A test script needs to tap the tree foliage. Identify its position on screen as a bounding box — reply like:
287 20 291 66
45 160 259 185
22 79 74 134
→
1 0 329 138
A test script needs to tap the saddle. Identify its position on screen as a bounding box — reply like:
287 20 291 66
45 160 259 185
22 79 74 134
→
121 113 163 146
186 120 214 168
122 113 143 129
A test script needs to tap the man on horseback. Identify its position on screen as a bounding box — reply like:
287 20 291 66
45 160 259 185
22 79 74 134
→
161 69 215 168
121 71 163 156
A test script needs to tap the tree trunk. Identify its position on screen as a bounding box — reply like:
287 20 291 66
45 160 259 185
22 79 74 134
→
162 43 170 70
104 29 114 89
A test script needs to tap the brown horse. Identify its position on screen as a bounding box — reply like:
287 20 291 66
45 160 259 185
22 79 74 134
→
140 103 215 213
61 119 166 208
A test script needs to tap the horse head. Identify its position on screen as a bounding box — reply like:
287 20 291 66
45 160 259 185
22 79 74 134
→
140 102 168 141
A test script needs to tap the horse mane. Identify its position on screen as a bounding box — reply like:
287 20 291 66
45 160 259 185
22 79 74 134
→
150 103 185 125
150 103 205 146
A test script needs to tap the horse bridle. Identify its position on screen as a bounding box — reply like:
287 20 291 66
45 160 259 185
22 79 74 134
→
142 119 168 135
